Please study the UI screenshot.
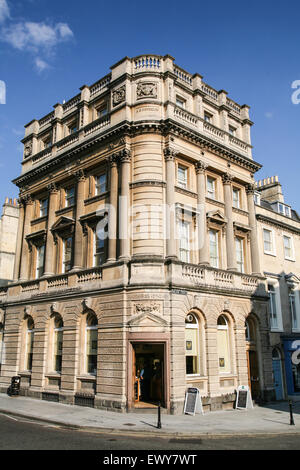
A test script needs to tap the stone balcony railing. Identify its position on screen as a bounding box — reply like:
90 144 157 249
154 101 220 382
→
0 259 266 304
180 263 263 294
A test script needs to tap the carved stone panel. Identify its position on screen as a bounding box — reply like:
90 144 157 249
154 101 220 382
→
112 86 126 107
136 82 157 100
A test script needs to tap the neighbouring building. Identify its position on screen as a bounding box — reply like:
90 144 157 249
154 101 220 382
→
0 198 19 286
255 176 300 400
0 55 276 413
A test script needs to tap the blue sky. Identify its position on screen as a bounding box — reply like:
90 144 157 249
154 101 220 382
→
0 0 299 211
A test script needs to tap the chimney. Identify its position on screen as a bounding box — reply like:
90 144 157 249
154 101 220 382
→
255 176 284 203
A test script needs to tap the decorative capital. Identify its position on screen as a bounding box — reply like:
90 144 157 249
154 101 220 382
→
47 182 59 194
164 147 177 161
74 169 86 182
119 148 131 163
107 154 118 168
195 160 208 174
22 194 34 205
246 183 256 195
222 172 233 185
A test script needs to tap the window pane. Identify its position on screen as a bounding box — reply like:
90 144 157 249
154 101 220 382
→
209 230 218 268
36 245 45 278
284 236 292 258
268 284 278 329
87 328 97 374
235 238 244 273
233 189 240 208
207 177 215 199
178 221 190 262
40 199 48 217
177 166 187 188
185 326 199 374
63 238 72 272
26 331 34 371
54 330 63 372
263 230 272 252
65 188 75 207
95 174 107 195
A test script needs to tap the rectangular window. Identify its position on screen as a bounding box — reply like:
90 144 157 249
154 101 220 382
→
283 235 293 260
289 288 298 330
232 188 240 208
235 237 244 273
94 230 105 266
69 123 78 134
35 245 45 279
39 198 48 218
209 230 219 268
176 96 185 108
254 192 261 205
185 327 200 375
62 237 72 273
65 187 75 207
178 220 190 263
177 165 188 189
204 112 212 123
207 176 216 199
263 229 274 254
95 174 107 195
97 105 108 118
268 284 278 329
228 125 236 136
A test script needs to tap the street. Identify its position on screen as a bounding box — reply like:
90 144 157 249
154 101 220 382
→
0 413 299 451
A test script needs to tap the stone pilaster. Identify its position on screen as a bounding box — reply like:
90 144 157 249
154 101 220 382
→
119 149 131 260
19 195 34 281
195 158 209 265
164 147 177 259
107 155 118 263
72 170 86 271
43 184 59 277
13 201 25 281
246 183 261 275
222 173 237 271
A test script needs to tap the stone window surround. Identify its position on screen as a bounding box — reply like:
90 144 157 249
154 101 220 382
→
185 311 207 378
283 234 295 262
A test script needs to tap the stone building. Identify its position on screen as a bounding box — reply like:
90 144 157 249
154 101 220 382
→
0 55 273 412
0 198 19 286
255 176 300 400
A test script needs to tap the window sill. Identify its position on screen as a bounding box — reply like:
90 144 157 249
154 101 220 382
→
84 192 109 206
284 257 296 262
45 372 62 378
264 251 277 257
77 374 96 381
19 371 32 376
55 205 75 216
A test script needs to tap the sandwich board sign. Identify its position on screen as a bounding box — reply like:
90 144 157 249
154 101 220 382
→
236 385 253 410
184 387 203 415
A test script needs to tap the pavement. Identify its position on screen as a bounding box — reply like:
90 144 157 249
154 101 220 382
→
0 393 300 438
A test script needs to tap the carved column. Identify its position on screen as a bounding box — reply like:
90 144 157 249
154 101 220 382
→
72 170 86 270
43 183 59 277
107 155 118 263
222 173 237 271
119 149 131 260
19 195 34 281
195 159 209 265
246 183 261 275
13 200 25 280
164 148 177 259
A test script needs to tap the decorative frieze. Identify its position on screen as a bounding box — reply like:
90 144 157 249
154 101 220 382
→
133 302 162 316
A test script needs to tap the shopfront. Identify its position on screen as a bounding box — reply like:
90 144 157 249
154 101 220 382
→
282 336 300 397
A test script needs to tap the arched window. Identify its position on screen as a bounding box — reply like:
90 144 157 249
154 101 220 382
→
25 317 34 372
185 313 200 375
245 320 251 342
217 315 231 374
86 313 98 375
272 348 281 360
53 316 63 373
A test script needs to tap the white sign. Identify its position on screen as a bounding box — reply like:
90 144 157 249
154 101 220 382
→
184 387 203 416
236 385 253 410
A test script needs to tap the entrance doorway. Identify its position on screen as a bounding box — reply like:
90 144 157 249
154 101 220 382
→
272 348 284 400
132 343 164 408
245 318 261 401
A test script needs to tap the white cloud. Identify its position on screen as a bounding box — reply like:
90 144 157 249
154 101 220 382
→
35 57 50 73
0 0 10 24
265 112 273 119
1 21 74 52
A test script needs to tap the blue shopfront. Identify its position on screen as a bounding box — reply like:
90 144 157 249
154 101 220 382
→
282 336 300 396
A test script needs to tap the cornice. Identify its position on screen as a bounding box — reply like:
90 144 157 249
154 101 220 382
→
13 118 262 189
256 213 300 235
